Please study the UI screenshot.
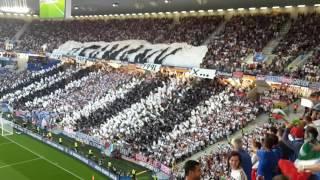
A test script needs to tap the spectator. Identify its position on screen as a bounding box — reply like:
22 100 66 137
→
231 138 253 180
282 124 305 161
251 141 262 180
184 160 201 180
228 151 248 180
277 127 294 160
257 134 279 180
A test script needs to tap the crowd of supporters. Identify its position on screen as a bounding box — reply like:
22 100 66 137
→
1 62 268 170
0 13 319 80
293 49 320 82
202 14 289 73
0 63 66 98
24 68 133 121
262 13 320 79
155 16 223 46
182 112 320 180
0 11 320 180
274 13 320 58
0 62 262 165
16 16 222 52
0 18 24 49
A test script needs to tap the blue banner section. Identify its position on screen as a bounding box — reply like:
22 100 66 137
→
119 176 131 180
1 102 12 113
27 59 60 71
254 52 266 62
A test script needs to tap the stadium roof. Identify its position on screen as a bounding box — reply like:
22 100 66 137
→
27 0 320 15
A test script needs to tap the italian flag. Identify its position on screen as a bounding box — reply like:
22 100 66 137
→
271 108 287 120
295 141 320 166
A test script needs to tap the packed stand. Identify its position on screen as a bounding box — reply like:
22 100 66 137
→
60 72 143 131
203 14 289 73
17 16 223 52
0 18 25 49
293 49 320 82
1 64 94 108
24 68 133 121
142 87 260 166
0 62 66 98
266 13 320 76
182 110 320 180
155 16 223 46
72 73 168 133
56 71 261 168
17 19 172 52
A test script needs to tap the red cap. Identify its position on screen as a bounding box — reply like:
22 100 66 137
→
290 127 304 139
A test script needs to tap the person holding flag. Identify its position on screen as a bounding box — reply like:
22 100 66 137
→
278 126 320 180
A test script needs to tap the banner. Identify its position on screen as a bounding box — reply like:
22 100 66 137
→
1 102 12 113
14 110 30 120
310 82 320 90
280 76 293 84
216 71 232 77
301 98 314 108
233 71 244 78
190 68 216 79
53 40 208 68
62 130 104 150
265 76 281 83
243 75 256 81
291 79 309 87
49 52 63 59
75 56 94 62
160 164 172 175
134 154 170 175
140 63 162 72
253 52 266 62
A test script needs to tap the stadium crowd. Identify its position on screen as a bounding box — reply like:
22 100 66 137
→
1 64 95 108
24 68 133 121
181 114 320 180
0 10 320 180
16 16 223 52
0 18 24 49
264 13 320 78
0 13 319 80
33 69 263 169
0 62 66 98
202 14 289 73
294 49 320 82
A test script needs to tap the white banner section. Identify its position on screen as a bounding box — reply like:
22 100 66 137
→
190 68 216 79
140 63 162 72
53 40 208 68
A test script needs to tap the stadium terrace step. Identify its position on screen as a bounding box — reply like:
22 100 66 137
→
262 20 292 55
286 51 314 72
13 21 31 41
203 21 227 45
